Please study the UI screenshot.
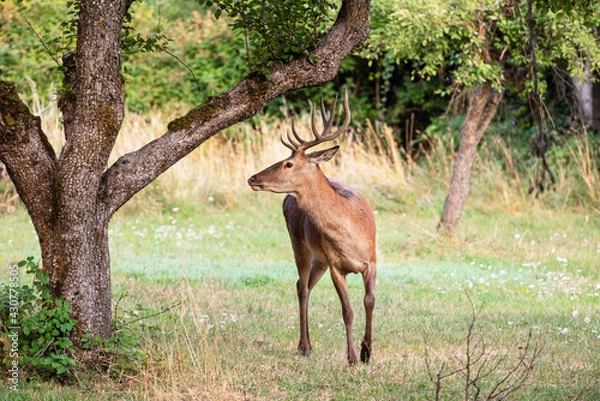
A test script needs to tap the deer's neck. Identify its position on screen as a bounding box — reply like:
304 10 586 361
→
294 170 349 228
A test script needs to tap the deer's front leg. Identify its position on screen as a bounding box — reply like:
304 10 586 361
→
296 277 311 355
297 257 329 355
293 247 314 355
330 266 357 364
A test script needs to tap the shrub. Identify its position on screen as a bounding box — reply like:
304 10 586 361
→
0 257 76 379
0 257 154 381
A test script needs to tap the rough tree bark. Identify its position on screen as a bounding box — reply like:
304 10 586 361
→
438 83 503 236
0 0 371 341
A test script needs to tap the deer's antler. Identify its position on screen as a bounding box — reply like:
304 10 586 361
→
281 89 351 153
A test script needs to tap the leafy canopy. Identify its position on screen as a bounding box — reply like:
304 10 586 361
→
369 0 600 96
1 0 342 111
201 0 338 73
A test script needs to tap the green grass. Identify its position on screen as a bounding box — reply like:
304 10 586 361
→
1 193 599 400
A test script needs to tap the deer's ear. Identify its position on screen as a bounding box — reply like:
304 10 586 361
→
307 146 339 164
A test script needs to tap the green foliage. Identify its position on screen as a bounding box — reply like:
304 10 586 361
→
0 256 157 380
0 1 66 98
0 0 171 109
3 0 598 152
0 257 77 378
536 0 596 13
0 0 442 122
41 0 171 62
202 0 337 73
370 0 500 91
121 3 247 112
369 0 600 97
122 4 170 55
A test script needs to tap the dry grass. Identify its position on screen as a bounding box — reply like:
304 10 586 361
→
16 80 599 216
2 86 598 400
109 109 415 210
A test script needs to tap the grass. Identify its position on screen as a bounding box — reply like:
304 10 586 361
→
0 102 599 399
1 195 599 400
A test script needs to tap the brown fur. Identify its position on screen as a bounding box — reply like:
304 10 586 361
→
249 154 376 364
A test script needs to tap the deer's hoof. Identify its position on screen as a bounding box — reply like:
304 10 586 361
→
298 343 312 356
360 340 371 363
347 350 358 365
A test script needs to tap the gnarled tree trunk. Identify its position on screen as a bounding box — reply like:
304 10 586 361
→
0 0 371 341
438 83 503 236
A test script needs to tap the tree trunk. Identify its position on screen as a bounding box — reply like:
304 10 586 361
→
438 83 503 236
0 0 371 342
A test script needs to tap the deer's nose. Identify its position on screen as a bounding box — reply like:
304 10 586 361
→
247 175 257 186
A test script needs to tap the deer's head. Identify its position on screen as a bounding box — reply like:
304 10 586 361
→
247 90 351 195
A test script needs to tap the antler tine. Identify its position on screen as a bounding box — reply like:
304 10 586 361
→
310 100 320 141
308 93 338 143
286 131 302 148
281 117 308 152
290 117 307 145
336 88 351 137
318 93 337 139
291 90 351 153
281 134 297 152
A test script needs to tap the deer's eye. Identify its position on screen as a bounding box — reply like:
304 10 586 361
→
285 162 293 168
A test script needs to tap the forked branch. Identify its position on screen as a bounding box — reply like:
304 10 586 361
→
423 294 545 401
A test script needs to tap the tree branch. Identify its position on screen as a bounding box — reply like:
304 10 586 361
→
0 81 57 208
0 80 59 272
98 0 371 217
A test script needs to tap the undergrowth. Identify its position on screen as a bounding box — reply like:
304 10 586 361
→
0 257 155 384
0 257 76 379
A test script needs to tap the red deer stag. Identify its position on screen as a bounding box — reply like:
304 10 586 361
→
247 90 377 364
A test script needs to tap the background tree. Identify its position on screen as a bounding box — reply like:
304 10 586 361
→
0 0 371 342
368 0 600 235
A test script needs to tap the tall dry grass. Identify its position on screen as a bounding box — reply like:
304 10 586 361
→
16 82 600 214
109 109 414 209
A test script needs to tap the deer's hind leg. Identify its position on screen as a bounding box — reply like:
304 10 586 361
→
360 263 376 363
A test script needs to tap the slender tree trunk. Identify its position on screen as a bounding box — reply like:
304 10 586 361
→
438 83 503 235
